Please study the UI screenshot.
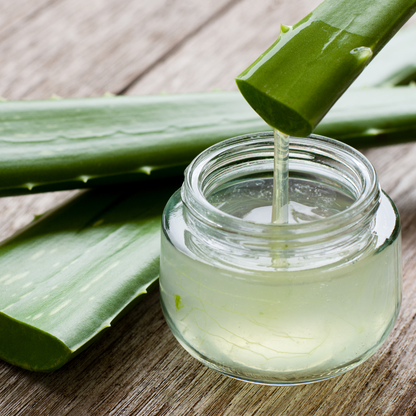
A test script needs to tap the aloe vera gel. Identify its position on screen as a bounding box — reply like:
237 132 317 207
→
160 133 401 385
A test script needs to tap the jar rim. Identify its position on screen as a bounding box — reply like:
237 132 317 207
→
182 132 380 238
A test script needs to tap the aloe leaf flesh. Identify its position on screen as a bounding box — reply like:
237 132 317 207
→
0 179 181 371
353 24 416 88
235 0 416 136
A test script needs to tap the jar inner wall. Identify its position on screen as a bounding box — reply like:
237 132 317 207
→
160 133 401 385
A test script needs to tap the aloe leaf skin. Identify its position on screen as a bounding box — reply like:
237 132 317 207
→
0 178 181 371
353 24 416 88
316 86 416 147
0 93 267 196
235 0 416 136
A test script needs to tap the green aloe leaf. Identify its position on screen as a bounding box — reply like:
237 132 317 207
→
0 87 416 197
235 0 416 136
0 93 267 196
316 86 416 147
0 179 181 371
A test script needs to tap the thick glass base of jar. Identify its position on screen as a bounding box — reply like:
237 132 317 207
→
160 133 402 385
161 288 396 385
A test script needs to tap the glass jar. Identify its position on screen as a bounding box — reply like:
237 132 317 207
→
159 132 401 385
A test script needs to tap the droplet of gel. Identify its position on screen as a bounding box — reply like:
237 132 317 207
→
350 46 373 63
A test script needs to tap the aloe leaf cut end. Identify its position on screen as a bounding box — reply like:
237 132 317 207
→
235 78 312 136
0 312 71 371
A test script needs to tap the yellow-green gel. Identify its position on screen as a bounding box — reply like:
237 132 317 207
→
236 0 416 136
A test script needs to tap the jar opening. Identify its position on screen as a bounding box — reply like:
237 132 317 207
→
182 132 380 239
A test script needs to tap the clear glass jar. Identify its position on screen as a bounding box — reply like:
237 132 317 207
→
159 132 401 385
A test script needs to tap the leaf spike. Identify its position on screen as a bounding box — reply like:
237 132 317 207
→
25 183 35 191
137 166 153 175
79 175 90 183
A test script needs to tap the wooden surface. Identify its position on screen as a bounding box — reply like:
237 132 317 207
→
1 1 416 415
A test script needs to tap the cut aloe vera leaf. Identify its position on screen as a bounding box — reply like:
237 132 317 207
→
354 24 416 88
235 0 416 136
0 178 180 371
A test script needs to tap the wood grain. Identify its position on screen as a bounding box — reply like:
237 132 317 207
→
127 0 322 96
1 0 416 415
0 0 55 38
0 0 237 100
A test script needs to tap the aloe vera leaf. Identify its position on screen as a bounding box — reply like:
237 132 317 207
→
354 24 416 88
0 178 180 371
1 87 416 198
0 93 268 196
235 0 416 136
316 86 416 147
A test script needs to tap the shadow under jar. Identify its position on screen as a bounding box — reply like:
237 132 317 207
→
159 132 402 385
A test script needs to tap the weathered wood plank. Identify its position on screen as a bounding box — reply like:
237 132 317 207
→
127 0 322 96
0 0 238 100
1 0 416 415
0 192 76 241
127 5 416 96
0 0 54 38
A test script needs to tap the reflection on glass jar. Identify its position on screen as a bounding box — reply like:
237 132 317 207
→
160 133 402 385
